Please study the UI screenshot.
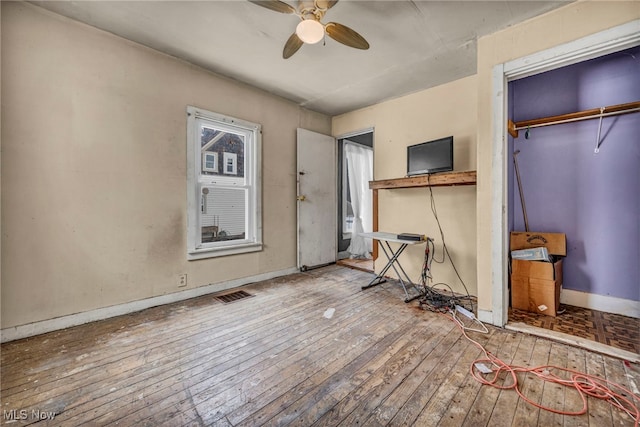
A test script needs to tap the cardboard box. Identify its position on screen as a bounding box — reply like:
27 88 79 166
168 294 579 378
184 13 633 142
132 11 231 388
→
511 258 563 316
510 232 566 256
510 232 566 317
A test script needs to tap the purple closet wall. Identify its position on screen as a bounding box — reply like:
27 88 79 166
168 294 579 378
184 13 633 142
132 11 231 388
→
508 46 640 302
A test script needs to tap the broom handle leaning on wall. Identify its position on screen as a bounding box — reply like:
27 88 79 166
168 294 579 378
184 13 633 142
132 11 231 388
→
513 150 529 232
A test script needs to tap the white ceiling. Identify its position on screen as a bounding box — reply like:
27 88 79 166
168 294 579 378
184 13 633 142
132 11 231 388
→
31 0 570 116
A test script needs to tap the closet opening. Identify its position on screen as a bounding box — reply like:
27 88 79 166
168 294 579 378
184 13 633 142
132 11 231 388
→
504 44 639 358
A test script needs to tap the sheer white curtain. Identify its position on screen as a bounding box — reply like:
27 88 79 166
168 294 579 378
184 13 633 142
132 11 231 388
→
345 142 373 258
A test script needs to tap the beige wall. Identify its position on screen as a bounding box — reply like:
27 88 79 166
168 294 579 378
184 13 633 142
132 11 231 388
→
0 2 330 329
476 1 640 313
333 76 478 296
0 3 3 322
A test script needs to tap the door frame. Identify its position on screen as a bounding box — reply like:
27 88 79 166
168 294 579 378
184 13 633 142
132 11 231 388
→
487 20 640 327
335 128 375 258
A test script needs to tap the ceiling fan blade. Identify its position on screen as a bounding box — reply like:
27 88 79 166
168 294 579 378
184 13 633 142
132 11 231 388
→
248 0 296 14
325 22 369 50
315 0 338 11
283 33 303 59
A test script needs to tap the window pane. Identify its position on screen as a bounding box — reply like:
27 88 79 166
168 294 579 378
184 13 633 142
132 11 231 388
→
201 127 244 179
201 187 247 244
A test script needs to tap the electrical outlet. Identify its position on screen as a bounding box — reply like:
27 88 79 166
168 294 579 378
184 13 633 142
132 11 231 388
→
177 274 187 288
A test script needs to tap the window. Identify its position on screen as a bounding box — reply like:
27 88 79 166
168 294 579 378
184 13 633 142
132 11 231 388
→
223 152 237 175
202 152 218 173
186 106 262 259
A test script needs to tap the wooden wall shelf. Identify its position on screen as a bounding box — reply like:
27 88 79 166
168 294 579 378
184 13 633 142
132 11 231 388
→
369 170 477 190
368 170 476 260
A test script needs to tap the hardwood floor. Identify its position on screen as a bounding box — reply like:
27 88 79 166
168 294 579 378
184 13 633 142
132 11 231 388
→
336 258 374 273
2 265 639 426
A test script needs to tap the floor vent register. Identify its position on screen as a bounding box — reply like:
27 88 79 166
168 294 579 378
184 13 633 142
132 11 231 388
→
215 290 254 304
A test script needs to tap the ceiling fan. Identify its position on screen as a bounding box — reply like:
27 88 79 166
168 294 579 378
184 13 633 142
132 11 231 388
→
249 0 370 58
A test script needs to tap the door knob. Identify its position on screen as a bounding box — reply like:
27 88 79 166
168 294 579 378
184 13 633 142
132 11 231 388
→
297 195 306 201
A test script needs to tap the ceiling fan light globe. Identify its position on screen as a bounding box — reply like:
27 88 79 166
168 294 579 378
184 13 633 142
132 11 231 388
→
296 19 324 44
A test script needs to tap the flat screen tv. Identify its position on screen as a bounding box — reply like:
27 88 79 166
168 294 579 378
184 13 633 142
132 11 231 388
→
407 136 453 176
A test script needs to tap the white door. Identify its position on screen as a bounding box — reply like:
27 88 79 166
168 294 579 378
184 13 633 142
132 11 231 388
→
297 128 337 270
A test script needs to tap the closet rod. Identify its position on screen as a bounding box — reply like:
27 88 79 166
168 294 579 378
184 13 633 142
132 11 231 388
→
508 101 640 138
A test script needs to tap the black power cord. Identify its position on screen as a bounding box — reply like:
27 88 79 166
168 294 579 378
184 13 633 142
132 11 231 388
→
418 174 475 314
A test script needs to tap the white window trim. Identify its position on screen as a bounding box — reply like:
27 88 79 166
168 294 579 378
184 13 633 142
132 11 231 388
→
202 152 218 173
186 106 262 259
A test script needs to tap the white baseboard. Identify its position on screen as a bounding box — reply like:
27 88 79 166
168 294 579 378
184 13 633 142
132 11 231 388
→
560 289 639 319
1 267 299 343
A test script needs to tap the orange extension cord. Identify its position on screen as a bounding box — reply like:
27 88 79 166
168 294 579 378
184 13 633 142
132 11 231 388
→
447 312 640 426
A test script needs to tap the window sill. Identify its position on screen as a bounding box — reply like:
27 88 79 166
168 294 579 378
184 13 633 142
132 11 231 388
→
188 242 263 260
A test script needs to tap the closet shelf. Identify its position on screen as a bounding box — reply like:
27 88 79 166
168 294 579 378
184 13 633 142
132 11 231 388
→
369 170 476 190
508 101 640 138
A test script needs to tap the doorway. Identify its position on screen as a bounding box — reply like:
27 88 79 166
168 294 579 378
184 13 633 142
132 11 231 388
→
490 21 640 358
505 45 640 356
336 130 374 272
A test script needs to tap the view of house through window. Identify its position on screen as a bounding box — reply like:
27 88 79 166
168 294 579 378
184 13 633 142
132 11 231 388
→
201 128 245 243
187 106 262 259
